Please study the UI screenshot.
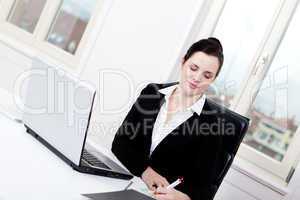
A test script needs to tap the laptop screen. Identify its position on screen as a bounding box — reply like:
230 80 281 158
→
22 58 95 165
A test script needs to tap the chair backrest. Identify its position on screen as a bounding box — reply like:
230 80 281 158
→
207 99 250 197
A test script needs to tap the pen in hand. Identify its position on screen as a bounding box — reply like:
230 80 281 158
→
149 177 184 196
166 177 184 189
152 177 184 196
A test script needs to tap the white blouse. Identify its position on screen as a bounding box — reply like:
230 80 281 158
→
149 84 206 156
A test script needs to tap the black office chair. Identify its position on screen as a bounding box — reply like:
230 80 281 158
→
207 99 250 199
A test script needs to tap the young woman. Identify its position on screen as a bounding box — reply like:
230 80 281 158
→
112 38 224 200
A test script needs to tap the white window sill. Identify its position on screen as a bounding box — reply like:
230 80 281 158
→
0 32 79 75
0 31 35 59
229 155 290 196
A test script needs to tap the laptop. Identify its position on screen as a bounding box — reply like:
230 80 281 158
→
22 58 133 180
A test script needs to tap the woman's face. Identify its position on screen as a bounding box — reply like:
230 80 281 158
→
179 51 220 97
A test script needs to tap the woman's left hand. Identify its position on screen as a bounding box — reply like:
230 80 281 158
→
153 186 191 200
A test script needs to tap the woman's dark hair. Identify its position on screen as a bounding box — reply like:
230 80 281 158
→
183 37 224 77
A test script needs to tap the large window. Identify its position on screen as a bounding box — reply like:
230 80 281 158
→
211 0 281 107
246 20 300 162
0 0 102 68
207 0 300 182
242 4 300 180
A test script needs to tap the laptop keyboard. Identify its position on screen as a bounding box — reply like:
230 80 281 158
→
82 149 110 170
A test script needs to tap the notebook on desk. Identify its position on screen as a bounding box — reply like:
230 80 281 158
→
82 189 155 200
22 58 133 180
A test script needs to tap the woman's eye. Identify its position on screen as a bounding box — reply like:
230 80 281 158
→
190 66 197 71
204 74 212 79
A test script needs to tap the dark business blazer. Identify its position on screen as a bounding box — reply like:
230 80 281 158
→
112 82 224 200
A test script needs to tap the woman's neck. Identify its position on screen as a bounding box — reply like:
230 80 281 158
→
172 85 203 110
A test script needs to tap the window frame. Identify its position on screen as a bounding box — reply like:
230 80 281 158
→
234 0 300 181
0 0 108 72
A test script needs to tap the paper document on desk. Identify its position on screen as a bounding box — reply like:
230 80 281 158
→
82 189 155 200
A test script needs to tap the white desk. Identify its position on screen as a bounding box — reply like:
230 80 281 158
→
0 113 147 200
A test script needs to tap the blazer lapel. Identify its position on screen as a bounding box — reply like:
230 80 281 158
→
142 89 166 152
158 99 215 136
176 99 217 136
149 99 217 157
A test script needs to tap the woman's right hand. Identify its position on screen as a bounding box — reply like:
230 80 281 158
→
141 166 170 191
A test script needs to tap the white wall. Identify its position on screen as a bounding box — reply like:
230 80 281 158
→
0 39 32 118
214 160 300 200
